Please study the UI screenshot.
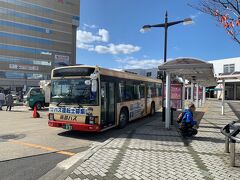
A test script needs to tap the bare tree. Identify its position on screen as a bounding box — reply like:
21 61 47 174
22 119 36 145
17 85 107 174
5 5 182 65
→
191 0 240 44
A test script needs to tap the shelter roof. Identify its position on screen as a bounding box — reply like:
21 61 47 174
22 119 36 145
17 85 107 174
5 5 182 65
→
158 58 216 86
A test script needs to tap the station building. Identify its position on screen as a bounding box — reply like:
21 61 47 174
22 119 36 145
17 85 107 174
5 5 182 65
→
209 57 240 100
0 0 80 93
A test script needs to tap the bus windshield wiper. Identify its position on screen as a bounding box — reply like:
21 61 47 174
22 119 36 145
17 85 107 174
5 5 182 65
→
57 100 63 107
77 99 84 108
78 103 83 108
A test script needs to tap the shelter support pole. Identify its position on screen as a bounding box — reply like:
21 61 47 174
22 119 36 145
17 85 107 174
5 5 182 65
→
230 140 236 167
199 86 202 107
191 82 194 103
196 83 199 108
165 71 171 129
234 83 237 100
182 79 185 111
222 79 225 115
203 86 206 104
186 87 189 101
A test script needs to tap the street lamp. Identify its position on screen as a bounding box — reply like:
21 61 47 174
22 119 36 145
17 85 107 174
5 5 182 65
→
141 11 193 122
141 11 193 64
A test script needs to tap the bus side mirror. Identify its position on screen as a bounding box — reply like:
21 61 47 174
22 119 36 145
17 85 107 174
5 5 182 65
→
91 79 97 92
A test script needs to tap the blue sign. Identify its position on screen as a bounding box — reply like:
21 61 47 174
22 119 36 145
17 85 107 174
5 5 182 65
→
49 107 87 115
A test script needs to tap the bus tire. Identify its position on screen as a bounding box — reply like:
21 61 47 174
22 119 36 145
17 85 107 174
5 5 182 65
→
35 102 42 110
118 109 128 129
150 102 155 116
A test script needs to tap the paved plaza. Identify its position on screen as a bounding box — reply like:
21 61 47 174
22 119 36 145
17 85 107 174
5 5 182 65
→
62 100 240 180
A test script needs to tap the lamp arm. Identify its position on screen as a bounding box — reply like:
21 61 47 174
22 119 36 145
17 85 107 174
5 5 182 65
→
167 20 184 27
146 20 185 29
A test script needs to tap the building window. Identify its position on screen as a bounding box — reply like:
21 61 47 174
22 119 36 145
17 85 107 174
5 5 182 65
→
223 64 235 73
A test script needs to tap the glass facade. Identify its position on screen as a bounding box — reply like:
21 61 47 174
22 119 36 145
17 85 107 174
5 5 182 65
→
0 0 80 91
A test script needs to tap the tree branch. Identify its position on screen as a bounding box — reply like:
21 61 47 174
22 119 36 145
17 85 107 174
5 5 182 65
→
226 0 240 15
190 0 240 45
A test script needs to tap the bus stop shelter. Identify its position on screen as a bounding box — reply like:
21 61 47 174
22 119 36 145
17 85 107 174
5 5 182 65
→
159 58 216 129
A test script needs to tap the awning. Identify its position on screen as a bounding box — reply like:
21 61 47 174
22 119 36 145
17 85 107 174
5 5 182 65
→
217 73 240 81
159 58 216 87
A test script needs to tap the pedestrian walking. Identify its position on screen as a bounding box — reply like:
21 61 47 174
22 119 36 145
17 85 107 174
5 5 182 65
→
5 92 14 111
0 91 5 110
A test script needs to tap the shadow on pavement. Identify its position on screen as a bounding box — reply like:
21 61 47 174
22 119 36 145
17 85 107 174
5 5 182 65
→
192 136 225 143
198 125 222 129
57 112 161 143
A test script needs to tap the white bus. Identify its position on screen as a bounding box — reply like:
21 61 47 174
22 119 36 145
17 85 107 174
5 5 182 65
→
48 65 162 132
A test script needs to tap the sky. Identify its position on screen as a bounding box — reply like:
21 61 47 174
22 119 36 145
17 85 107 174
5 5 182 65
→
76 0 240 70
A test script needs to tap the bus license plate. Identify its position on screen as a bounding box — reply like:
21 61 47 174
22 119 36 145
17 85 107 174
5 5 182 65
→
63 124 72 130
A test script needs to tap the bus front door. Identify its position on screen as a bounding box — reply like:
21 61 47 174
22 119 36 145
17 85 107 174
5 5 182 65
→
101 82 116 128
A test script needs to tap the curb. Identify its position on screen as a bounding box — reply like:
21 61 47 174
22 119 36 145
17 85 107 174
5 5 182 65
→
38 137 115 180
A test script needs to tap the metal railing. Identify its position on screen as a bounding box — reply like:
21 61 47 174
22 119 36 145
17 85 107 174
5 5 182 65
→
221 121 240 167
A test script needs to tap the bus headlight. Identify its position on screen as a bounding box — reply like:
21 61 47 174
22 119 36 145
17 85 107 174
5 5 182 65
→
49 113 55 120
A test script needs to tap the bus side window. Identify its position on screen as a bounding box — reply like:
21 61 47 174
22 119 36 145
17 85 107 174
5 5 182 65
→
156 84 162 97
151 83 156 97
147 86 151 98
133 84 140 100
125 83 134 100
119 82 125 102
101 88 105 98
139 84 145 98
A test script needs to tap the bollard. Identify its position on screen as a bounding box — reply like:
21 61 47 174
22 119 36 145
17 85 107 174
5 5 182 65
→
224 125 230 153
230 140 236 167
225 136 230 153
170 108 176 125
162 107 165 122
33 106 37 118
33 105 40 118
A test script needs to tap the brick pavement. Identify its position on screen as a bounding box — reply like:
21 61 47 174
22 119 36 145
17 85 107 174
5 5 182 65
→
64 100 240 180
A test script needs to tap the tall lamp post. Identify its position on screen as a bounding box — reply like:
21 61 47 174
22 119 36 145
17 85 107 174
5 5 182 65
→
141 11 193 122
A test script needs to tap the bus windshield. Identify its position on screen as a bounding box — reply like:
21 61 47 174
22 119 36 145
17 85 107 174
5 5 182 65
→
51 79 98 105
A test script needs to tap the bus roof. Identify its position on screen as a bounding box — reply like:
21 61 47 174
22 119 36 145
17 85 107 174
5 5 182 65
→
52 65 162 83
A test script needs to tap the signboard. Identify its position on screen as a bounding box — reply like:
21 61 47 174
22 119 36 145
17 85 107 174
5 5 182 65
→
54 54 70 67
194 87 203 99
199 87 203 99
163 84 182 109
49 107 87 115
9 64 39 71
171 84 182 99
72 16 80 26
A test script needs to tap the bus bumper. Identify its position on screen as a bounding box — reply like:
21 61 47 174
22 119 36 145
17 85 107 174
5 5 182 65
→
48 120 100 132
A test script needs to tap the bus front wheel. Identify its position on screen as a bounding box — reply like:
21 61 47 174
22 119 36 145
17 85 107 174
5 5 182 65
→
118 109 128 128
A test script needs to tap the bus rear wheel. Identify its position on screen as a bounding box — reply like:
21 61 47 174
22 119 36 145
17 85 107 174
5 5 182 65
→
118 109 128 128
